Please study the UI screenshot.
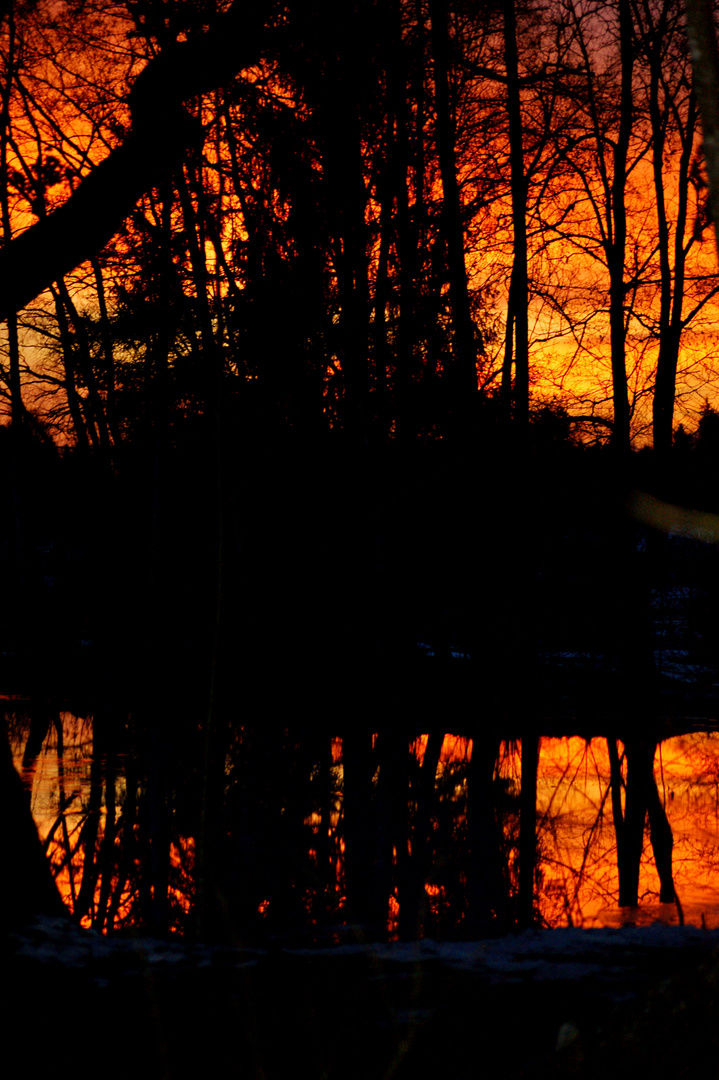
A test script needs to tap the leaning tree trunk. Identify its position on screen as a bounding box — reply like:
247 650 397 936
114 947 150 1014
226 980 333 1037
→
3 730 67 926
684 0 719 256
0 2 268 322
647 763 676 904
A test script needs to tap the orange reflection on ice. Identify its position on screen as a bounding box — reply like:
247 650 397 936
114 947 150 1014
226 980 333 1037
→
15 708 719 937
536 735 719 929
411 733 473 766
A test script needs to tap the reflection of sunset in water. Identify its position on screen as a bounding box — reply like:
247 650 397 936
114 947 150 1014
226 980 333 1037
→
12 711 719 936
537 735 719 929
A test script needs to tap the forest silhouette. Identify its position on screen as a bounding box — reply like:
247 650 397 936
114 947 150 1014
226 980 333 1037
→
6 0 719 964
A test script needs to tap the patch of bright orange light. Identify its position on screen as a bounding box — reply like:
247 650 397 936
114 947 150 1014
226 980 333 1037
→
388 893 399 934
537 735 719 928
412 733 474 768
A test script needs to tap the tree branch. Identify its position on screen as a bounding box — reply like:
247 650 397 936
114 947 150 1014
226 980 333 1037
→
0 2 271 321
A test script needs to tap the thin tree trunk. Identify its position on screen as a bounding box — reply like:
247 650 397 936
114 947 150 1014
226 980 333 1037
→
0 5 23 427
175 158 230 939
501 264 517 421
503 0 530 430
651 23 697 453
607 736 626 856
91 256 121 449
399 729 443 939
371 110 393 426
50 283 92 452
55 277 113 454
647 763 676 903
429 0 478 406
374 729 407 935
387 0 416 437
467 731 504 934
518 732 539 927
607 0 634 455
342 730 378 934
325 95 370 443
95 725 118 931
74 748 103 923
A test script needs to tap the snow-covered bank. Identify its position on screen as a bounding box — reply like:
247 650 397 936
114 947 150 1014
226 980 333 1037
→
11 914 719 1002
10 915 719 1080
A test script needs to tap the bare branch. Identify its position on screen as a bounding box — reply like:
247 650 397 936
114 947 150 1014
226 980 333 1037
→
0 2 271 321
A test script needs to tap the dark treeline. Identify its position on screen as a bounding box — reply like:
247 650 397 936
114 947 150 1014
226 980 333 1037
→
4 0 719 941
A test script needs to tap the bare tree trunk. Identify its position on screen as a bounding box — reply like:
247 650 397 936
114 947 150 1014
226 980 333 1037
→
467 731 504 934
429 0 478 407
607 735 628 890
342 730 379 935
55 278 113 454
503 0 530 431
619 737 653 906
372 117 393 428
49 283 92 451
608 0 634 454
74 732 103 922
518 732 539 927
3 729 67 925
648 10 697 454
94 715 118 932
386 0 418 439
374 729 407 934
0 5 24 428
501 264 518 421
399 729 443 939
610 734 675 906
91 256 121 449
647 765 676 903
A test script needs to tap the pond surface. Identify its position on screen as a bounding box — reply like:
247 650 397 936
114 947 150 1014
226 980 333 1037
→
10 705 719 936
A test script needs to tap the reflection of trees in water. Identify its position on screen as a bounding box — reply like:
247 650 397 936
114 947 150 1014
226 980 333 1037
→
11 716 523 937
654 735 719 895
13 711 719 938
536 735 719 927
9 706 192 932
536 738 619 927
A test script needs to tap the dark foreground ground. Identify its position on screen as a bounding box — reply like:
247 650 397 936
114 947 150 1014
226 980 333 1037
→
9 917 719 1080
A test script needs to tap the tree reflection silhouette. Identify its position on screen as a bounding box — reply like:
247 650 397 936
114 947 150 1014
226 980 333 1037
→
13 707 719 939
